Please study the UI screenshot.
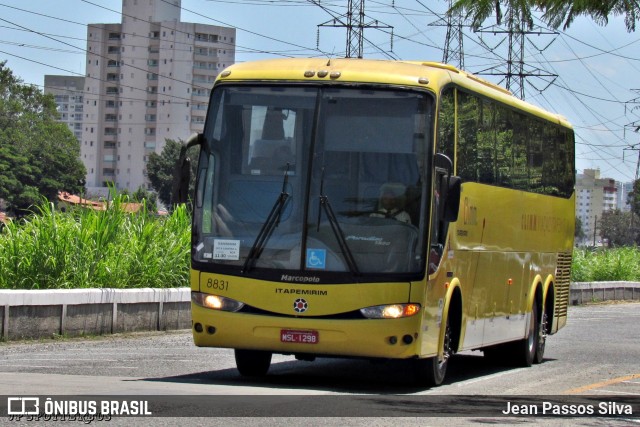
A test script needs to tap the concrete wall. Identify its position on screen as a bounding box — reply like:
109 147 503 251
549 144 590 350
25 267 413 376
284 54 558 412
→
0 288 190 340
0 283 638 341
570 281 640 305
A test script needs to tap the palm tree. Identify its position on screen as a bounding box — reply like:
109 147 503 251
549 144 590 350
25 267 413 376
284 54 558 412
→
449 0 640 32
448 0 536 30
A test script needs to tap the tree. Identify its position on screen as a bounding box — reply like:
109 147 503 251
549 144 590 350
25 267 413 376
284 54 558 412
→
449 0 640 33
131 186 158 211
0 62 86 213
449 0 536 31
599 209 637 247
146 138 198 208
536 0 640 32
575 216 586 242
629 178 640 218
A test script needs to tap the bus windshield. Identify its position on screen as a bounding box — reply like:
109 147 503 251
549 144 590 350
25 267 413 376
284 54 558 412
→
193 84 433 280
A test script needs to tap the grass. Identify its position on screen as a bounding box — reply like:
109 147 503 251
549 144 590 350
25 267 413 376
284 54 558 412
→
2 197 639 289
0 196 190 289
571 246 640 282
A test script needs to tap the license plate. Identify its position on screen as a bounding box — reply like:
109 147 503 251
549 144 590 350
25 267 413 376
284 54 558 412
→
280 329 319 344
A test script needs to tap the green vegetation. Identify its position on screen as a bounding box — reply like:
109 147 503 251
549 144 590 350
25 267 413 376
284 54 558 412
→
572 247 640 282
2 197 639 289
450 0 640 33
0 62 86 214
147 138 199 208
0 196 190 289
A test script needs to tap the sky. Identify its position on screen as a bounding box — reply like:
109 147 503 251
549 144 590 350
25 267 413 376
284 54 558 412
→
1 0 639 184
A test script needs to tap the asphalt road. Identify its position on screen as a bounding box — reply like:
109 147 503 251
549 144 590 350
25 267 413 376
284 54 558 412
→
1 302 639 426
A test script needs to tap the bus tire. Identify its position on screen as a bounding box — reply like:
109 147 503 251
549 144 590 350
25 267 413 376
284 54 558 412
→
234 349 272 376
534 307 548 364
414 316 452 386
514 299 539 367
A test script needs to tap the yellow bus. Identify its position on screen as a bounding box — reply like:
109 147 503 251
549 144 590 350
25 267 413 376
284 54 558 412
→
173 58 575 385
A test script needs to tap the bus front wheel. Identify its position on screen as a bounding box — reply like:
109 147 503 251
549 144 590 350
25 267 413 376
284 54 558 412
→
414 316 452 386
234 349 272 377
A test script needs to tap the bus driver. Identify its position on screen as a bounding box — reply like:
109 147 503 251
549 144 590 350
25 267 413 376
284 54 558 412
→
370 182 411 224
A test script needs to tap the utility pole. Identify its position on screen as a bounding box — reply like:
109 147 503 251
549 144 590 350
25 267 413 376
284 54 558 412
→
624 91 640 238
315 0 393 59
625 90 640 181
622 134 640 234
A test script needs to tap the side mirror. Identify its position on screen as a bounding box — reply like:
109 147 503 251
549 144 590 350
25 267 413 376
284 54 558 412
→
435 152 461 223
442 176 461 222
171 133 203 206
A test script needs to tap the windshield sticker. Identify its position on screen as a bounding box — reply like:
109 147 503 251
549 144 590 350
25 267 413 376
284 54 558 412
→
213 239 240 261
306 249 326 270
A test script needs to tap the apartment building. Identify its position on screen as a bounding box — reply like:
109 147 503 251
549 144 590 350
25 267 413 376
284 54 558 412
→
617 181 633 211
44 76 85 143
80 0 235 195
575 169 617 244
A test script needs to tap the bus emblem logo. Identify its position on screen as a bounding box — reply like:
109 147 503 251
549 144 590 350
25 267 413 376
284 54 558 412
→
293 298 308 313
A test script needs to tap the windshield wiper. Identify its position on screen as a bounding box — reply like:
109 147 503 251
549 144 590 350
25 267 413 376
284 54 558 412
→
317 168 360 275
242 164 291 273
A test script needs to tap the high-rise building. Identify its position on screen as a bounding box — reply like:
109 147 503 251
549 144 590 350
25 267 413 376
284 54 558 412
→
44 76 85 143
617 181 634 212
575 169 617 245
80 0 235 196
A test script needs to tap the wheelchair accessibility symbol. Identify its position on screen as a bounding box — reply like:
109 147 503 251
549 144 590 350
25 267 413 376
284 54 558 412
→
306 249 326 270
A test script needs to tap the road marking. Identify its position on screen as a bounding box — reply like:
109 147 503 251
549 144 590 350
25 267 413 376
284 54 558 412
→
0 365 138 369
455 368 525 386
564 373 640 394
597 389 640 395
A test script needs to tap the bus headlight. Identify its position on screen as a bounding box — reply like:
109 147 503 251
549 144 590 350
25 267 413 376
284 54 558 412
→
192 292 245 312
360 303 421 319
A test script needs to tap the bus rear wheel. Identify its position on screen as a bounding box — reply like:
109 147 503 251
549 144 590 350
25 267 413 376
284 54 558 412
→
234 349 272 377
534 309 548 364
514 300 539 367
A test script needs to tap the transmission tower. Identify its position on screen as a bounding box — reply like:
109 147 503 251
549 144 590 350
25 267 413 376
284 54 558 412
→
346 0 365 58
315 0 393 58
475 11 557 100
430 0 466 69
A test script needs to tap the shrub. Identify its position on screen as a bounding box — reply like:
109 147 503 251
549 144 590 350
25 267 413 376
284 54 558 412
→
0 197 190 289
571 247 640 282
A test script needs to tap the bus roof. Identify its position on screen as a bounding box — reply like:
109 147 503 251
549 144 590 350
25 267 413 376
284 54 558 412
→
216 57 572 129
